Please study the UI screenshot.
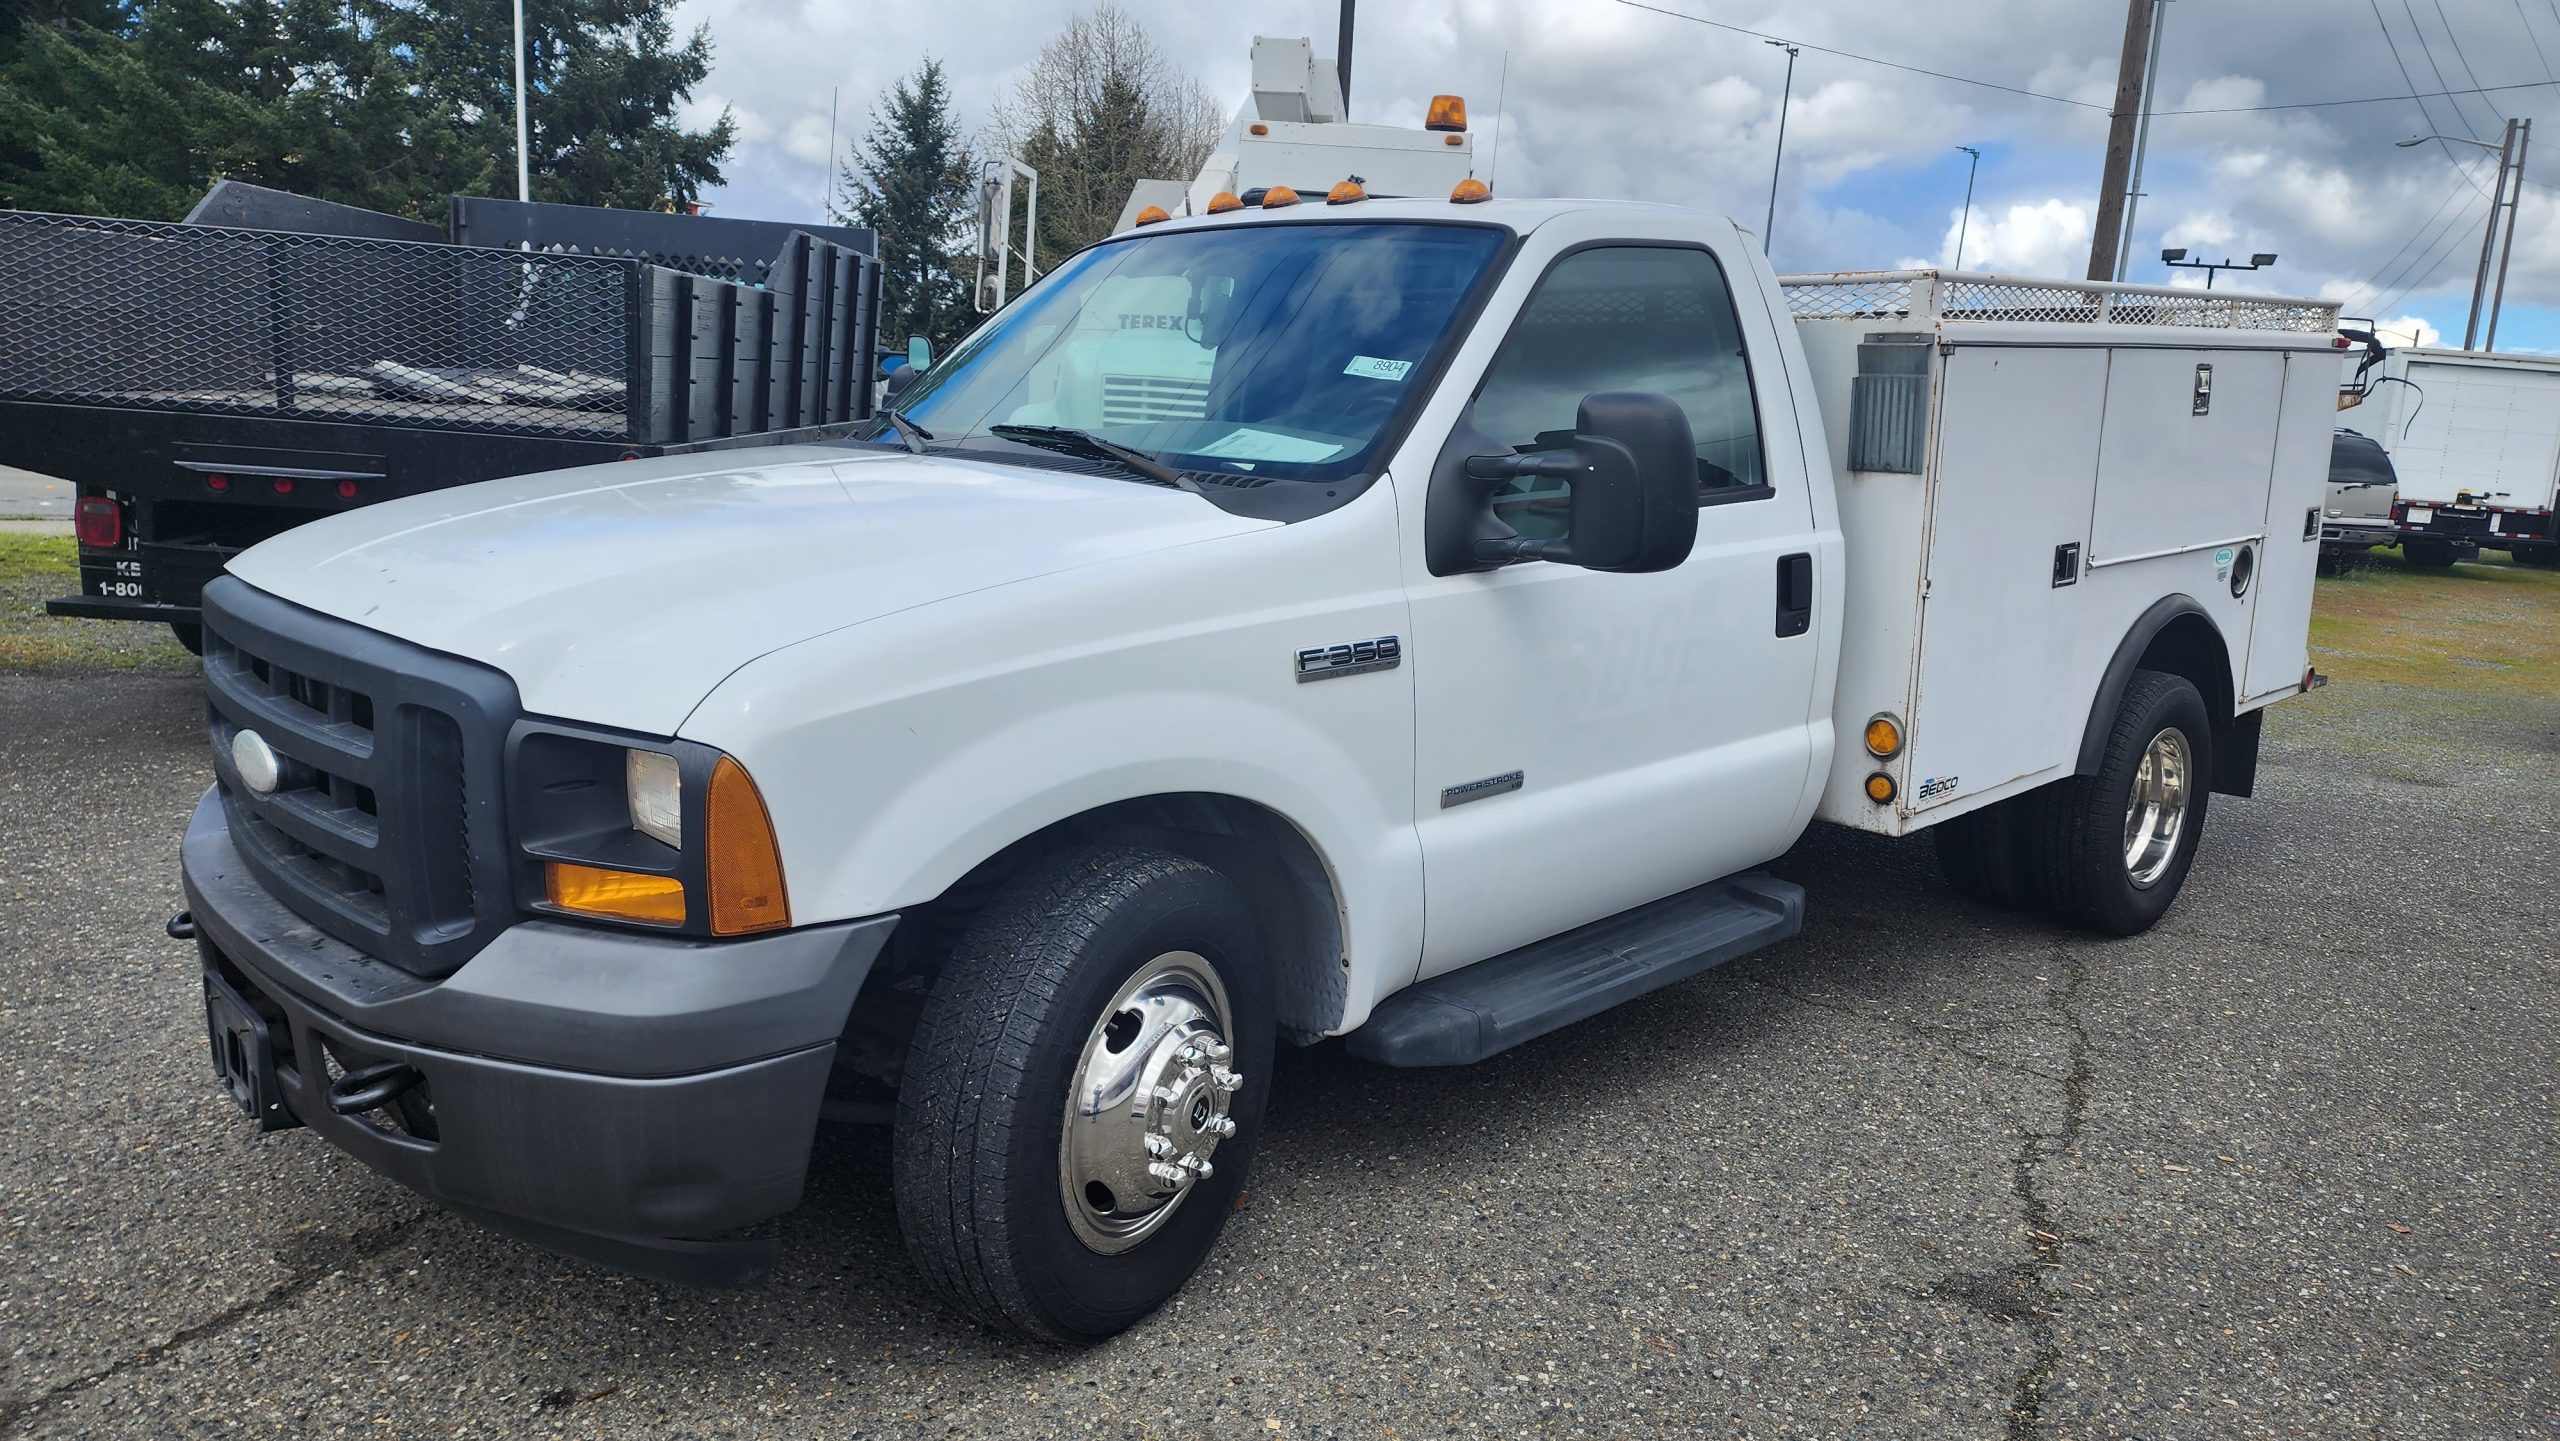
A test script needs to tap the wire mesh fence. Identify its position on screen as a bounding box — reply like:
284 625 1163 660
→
0 211 641 436
1783 272 2338 335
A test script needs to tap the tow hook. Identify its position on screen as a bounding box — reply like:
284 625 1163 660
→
328 1060 424 1116
166 910 197 941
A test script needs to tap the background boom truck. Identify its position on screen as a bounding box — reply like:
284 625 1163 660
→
173 192 2344 1344
2347 346 2560 567
0 182 884 650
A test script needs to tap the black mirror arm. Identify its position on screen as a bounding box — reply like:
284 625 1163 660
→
1461 453 1582 566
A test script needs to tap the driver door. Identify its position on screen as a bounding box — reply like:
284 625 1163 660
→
1399 229 1825 978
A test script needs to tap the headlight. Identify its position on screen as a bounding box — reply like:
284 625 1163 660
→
626 748 682 848
509 726 791 936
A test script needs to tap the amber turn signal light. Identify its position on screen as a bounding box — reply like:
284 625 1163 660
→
706 755 791 936
1206 191 1245 214
1863 714 1904 759
1863 772 1898 805
547 861 686 925
1426 94 1468 132
1450 178 1491 204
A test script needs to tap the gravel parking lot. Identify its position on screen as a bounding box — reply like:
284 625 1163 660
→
1 554 2552 1439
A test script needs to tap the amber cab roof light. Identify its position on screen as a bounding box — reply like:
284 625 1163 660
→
1450 177 1492 204
1133 204 1172 226
1205 191 1245 214
1260 185 1301 209
1326 179 1366 205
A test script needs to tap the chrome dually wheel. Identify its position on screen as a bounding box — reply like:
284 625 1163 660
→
2121 726 2194 890
1059 950 1241 1254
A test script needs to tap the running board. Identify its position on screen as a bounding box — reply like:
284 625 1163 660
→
1346 872 1804 1067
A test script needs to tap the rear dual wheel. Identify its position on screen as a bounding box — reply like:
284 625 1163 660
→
892 844 1271 1343
1933 669 2212 936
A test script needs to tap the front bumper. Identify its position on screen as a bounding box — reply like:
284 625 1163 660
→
179 788 896 1282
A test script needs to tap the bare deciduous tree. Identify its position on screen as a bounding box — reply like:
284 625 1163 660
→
983 3 1225 261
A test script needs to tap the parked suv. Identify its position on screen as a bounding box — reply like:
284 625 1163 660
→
2321 429 2399 573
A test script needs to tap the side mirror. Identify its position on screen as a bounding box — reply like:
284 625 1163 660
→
881 367 920 402
906 334 932 371
1433 391 1700 574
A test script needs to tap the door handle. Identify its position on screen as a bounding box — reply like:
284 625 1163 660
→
1775 553 1813 638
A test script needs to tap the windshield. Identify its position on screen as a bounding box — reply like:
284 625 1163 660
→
875 222 1507 487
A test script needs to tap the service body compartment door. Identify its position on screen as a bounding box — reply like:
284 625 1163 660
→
2090 349 2288 566
1900 345 2107 813
2240 351 2340 701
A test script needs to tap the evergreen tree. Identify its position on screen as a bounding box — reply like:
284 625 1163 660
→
0 0 735 220
374 0 734 212
837 58 974 351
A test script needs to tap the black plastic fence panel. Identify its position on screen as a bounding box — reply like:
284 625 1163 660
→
0 210 880 447
449 196 876 286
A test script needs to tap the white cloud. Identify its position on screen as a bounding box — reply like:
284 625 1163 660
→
660 0 2560 324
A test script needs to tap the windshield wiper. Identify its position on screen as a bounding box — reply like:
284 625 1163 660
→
879 408 933 455
988 424 1203 495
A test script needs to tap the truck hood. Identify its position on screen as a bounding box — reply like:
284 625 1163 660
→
227 445 1274 735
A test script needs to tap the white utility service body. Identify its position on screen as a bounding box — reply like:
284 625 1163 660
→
1786 270 2341 834
2349 346 2560 562
177 195 2341 1342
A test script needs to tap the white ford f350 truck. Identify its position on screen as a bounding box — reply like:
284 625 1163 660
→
177 191 2343 1342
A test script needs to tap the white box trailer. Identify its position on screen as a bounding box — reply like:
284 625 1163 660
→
2344 346 2560 563
1781 271 2344 834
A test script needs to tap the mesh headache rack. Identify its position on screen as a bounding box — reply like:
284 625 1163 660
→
1780 270 2338 334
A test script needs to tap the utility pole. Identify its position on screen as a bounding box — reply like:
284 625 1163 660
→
2486 119 2531 351
2399 121 2522 349
1337 0 1356 120
512 0 531 202
1954 146 1982 270
2086 0 2157 281
1763 41 1799 255
2115 0 2170 280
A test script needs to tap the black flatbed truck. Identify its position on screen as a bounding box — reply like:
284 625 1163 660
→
0 183 883 649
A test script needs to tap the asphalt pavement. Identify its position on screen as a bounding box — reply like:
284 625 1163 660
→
0 649 2551 1437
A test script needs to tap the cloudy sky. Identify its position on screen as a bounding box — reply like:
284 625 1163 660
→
668 0 2560 353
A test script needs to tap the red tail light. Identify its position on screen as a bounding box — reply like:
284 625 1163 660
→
271 477 294 495
335 479 359 500
72 497 122 548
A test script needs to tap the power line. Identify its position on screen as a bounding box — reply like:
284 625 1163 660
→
2428 0 2506 134
2399 0 2480 137
1609 0 2109 109
2337 162 2481 309
1613 0 2554 122
2515 0 2558 86
2150 78 2559 114
2366 0 2496 196
2367 188 2497 318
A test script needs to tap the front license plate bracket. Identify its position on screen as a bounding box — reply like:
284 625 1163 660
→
204 970 301 1133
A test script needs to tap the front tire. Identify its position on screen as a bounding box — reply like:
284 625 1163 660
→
2030 670 2213 936
892 844 1273 1343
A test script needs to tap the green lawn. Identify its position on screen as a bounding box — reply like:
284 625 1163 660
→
0 533 194 673
2309 548 2560 700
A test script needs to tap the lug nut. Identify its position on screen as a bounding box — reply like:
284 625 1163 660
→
1148 1160 1191 1186
1209 1066 1242 1093
1204 1115 1238 1138
1183 1154 1214 1179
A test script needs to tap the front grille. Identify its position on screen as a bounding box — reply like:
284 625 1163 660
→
201 577 520 976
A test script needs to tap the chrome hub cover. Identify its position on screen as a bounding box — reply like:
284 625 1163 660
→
2122 726 2193 889
1059 950 1240 1254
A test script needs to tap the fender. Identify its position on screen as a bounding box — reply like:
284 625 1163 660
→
2076 594 2258 797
